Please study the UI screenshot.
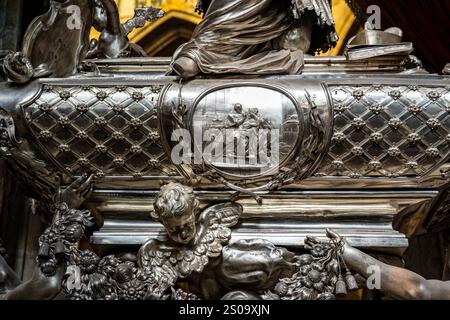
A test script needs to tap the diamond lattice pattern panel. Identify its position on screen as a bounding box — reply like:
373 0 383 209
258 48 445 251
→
24 85 173 177
317 85 450 178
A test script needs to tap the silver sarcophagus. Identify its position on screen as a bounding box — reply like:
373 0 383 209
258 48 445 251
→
2 0 450 301
2 56 449 257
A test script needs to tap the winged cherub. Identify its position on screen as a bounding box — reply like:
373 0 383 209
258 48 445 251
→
58 183 297 300
137 183 298 300
137 183 242 291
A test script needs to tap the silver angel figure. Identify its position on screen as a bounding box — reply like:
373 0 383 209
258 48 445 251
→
138 183 242 291
168 0 338 78
137 183 301 300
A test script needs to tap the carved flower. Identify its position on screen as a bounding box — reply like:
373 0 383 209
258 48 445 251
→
352 89 364 100
332 132 345 143
426 118 440 130
408 133 420 143
150 85 163 94
59 90 71 100
310 243 331 259
130 145 142 154
114 262 136 284
351 146 363 156
131 91 144 101
147 158 160 168
298 263 330 294
113 158 125 167
408 104 422 115
96 91 108 101
147 130 160 142
81 85 91 91
76 131 88 140
58 144 70 153
388 147 401 157
370 104 383 115
43 84 53 91
370 132 383 143
95 144 107 153
95 170 105 179
334 103 347 114
408 85 418 91
78 158 89 167
426 148 439 157
130 118 143 128
371 85 382 91
133 171 143 178
119 279 150 300
78 250 100 274
115 85 127 92
389 90 402 100
112 132 125 140
95 117 107 127
369 161 382 170
351 118 365 129
113 105 125 113
76 104 89 113
39 130 53 140
332 160 343 170
58 116 70 126
388 118 402 130
446 134 450 143
427 91 440 101
39 103 52 113
405 161 418 169
296 254 313 266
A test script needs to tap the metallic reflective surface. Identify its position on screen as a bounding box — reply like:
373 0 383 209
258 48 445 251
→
0 0 449 300
169 0 338 78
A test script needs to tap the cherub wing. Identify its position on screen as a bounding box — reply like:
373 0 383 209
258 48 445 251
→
179 202 242 276
198 202 242 229
196 202 243 251
137 239 178 288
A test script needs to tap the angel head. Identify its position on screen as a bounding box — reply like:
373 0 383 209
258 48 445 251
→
151 183 200 245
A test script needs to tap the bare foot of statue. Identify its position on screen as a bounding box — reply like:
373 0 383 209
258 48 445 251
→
171 56 200 79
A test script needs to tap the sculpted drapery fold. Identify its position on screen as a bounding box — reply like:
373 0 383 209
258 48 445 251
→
169 0 338 76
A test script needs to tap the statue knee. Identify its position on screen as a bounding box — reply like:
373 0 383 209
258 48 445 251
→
171 57 200 79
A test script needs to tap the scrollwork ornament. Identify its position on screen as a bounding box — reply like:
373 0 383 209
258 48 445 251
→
1 52 34 84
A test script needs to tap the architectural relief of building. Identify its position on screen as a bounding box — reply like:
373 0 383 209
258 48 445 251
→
0 0 449 301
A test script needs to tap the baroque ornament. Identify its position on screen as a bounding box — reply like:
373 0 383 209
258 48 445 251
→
62 183 359 300
0 0 450 303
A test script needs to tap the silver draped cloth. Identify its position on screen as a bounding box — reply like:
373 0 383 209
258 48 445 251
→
168 0 338 76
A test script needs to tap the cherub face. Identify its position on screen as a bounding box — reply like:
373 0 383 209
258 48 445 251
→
161 210 196 245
